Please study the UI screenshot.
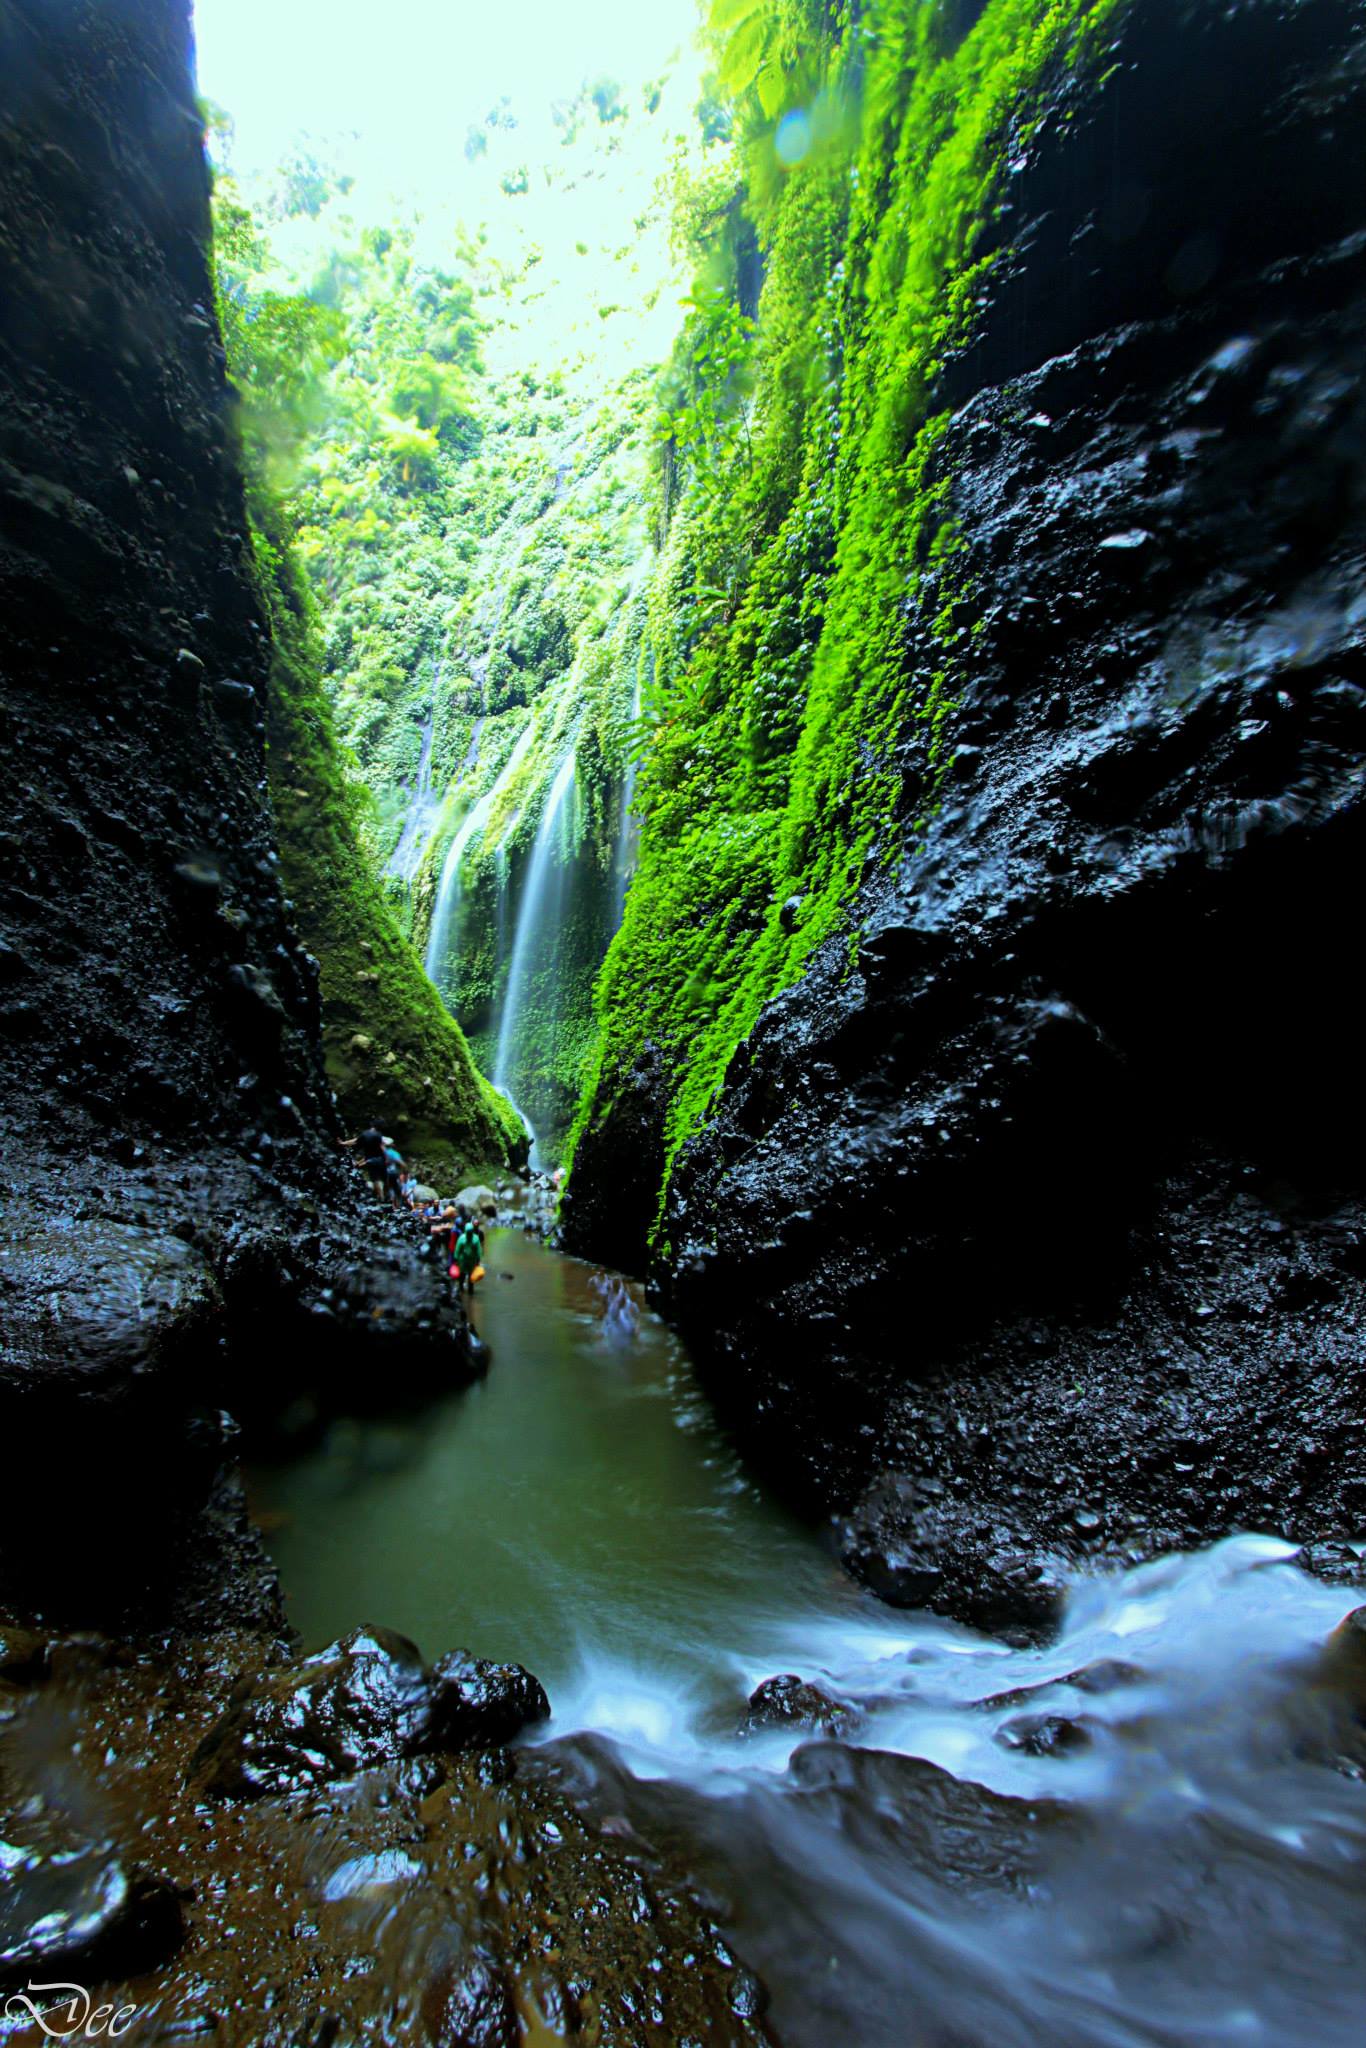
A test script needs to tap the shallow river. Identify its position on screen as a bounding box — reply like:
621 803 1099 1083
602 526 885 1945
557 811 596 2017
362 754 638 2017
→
253 1230 1366 2048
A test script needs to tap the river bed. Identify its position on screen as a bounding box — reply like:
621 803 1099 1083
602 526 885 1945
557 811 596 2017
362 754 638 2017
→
252 1230 1366 2047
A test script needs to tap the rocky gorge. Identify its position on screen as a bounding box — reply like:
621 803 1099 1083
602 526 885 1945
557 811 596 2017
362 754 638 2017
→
2 0 1365 2041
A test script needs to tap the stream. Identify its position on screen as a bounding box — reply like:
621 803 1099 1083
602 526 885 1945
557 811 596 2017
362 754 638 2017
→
253 1231 1366 2048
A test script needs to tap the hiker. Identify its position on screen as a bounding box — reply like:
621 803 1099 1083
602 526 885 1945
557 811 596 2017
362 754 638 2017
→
451 1217 485 1296
383 1140 404 1206
339 1125 389 1201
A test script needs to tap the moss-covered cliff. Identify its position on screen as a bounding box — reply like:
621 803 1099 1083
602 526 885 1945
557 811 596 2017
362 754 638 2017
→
253 507 523 1181
567 0 1129 1250
565 0 1366 1629
211 159 523 1178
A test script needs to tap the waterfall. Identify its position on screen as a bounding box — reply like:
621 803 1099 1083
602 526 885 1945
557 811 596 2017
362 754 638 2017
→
423 720 537 996
423 788 494 996
384 712 439 883
492 751 577 1138
610 653 648 929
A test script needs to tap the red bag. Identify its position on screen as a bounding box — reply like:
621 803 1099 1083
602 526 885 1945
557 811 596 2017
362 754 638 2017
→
449 1263 461 1281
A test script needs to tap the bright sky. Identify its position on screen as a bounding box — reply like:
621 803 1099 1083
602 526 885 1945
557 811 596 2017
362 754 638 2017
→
191 0 704 188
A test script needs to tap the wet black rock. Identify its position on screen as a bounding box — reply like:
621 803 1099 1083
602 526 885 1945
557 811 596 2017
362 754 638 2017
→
840 1478 1067 1642
741 1674 861 1740
429 1650 550 1749
568 0 1366 1635
0 1845 183 1990
995 1712 1095 1759
194 1627 550 1798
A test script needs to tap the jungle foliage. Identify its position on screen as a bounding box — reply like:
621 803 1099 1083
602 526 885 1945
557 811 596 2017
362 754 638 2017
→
210 143 523 1176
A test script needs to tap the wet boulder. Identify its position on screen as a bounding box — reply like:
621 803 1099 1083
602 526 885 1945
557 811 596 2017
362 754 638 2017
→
839 1477 1068 1643
0 1843 182 1989
741 1674 862 1740
995 1711 1094 1758
195 1626 431 1798
195 1628 550 1798
0 1223 221 1408
1290 1542 1366 1589
419 1954 520 2048
454 1186 499 1221
429 1651 550 1749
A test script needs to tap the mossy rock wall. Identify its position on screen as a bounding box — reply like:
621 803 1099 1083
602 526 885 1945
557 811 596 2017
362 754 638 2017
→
257 513 523 1184
566 0 1130 1245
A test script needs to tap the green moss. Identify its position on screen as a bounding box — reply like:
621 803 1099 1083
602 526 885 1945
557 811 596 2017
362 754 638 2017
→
252 500 522 1183
569 0 1128 1239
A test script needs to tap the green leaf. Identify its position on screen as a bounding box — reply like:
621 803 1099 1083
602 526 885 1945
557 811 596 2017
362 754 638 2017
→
719 13 771 98
755 54 787 120
708 0 766 35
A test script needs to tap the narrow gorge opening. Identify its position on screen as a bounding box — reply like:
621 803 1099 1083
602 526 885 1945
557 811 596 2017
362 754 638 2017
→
1 0 1364 2043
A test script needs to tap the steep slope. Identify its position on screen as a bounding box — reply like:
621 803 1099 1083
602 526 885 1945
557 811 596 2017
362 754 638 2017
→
0 0 487 1620
565 0 1366 1629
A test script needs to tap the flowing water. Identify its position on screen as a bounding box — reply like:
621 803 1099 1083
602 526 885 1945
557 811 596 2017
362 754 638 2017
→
385 712 440 883
253 1232 1366 2048
492 752 577 1128
424 720 537 996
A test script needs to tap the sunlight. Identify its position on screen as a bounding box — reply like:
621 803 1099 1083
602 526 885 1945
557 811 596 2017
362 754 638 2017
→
191 0 704 190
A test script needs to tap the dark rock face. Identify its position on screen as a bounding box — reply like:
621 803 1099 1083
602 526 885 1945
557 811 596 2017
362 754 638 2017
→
655 0 1366 1630
559 1038 669 1272
0 0 479 1621
194 1626 549 1798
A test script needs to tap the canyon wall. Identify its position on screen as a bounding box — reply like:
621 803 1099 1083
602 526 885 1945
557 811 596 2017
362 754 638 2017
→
567 0 1366 1630
0 0 485 1621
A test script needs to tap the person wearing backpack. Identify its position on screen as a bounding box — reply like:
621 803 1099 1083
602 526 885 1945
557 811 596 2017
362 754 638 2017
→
451 1218 484 1295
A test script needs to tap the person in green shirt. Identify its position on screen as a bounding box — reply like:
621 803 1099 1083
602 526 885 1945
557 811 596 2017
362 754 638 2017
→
452 1220 484 1294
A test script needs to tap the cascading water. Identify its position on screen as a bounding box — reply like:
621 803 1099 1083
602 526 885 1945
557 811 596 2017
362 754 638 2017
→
254 1233 1366 2048
423 720 536 998
422 788 494 997
491 750 577 1158
611 654 647 930
384 710 439 883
